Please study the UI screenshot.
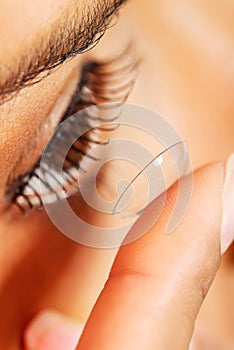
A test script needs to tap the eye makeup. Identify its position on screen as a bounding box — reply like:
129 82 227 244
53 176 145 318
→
5 48 139 214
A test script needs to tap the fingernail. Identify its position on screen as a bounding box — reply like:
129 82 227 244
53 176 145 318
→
24 310 83 350
221 154 234 254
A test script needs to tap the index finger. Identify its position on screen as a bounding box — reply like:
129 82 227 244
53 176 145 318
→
77 163 225 350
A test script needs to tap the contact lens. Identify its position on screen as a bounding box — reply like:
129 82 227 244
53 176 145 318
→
40 103 193 247
112 141 190 218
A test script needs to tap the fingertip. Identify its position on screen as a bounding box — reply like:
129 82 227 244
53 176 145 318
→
24 310 83 350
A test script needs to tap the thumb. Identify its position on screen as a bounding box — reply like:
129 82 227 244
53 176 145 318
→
23 310 83 350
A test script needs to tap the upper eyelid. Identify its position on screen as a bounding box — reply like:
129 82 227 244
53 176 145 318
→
0 0 126 105
6 47 139 214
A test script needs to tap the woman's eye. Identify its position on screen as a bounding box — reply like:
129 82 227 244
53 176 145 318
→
6 47 139 214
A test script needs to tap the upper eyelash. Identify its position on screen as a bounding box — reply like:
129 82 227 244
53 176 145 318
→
6 46 140 214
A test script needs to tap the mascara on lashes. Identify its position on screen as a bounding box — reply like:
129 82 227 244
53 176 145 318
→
6 47 139 214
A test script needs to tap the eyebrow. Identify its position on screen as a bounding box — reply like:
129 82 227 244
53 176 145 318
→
0 0 126 103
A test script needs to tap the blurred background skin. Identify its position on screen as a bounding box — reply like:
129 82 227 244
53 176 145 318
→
0 0 234 349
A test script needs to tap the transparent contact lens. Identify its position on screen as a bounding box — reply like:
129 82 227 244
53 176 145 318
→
40 103 193 248
112 141 190 218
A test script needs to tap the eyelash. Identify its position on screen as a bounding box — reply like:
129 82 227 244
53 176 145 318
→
6 47 139 214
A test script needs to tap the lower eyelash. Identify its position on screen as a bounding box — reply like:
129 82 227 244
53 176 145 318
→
6 46 140 214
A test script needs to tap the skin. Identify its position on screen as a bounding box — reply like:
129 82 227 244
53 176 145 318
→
0 0 121 348
0 0 234 349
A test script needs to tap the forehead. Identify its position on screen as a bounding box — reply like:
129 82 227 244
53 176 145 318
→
0 0 70 63
0 0 124 102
